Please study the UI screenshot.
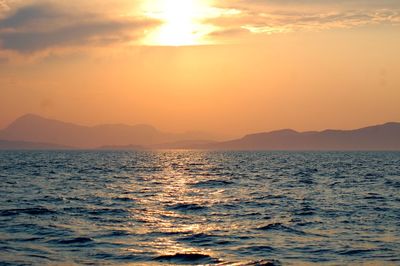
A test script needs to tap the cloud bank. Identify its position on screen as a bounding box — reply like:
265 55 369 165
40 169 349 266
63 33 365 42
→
0 1 158 53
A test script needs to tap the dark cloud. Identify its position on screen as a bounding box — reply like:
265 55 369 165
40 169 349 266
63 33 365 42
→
0 4 57 29
0 3 159 53
0 19 155 52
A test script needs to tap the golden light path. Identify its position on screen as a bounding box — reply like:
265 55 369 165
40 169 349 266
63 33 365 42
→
141 0 218 46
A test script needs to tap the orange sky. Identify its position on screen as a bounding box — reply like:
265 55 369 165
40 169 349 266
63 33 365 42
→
0 0 399 138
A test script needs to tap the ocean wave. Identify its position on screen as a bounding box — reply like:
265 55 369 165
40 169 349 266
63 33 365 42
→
167 203 207 212
256 222 307 235
192 179 235 188
49 237 94 245
154 253 220 264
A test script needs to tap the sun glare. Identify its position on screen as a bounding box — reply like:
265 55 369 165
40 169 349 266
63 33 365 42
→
142 0 216 46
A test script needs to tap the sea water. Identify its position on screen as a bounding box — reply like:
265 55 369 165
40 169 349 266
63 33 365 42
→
0 151 399 265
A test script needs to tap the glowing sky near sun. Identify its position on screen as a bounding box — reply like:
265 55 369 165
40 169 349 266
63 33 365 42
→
140 0 219 46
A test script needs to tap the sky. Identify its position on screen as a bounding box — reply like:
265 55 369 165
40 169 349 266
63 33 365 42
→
0 0 399 138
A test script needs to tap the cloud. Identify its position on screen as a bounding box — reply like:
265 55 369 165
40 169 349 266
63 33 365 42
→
0 4 58 29
208 27 250 37
0 18 155 53
0 2 159 53
206 0 400 39
219 0 400 9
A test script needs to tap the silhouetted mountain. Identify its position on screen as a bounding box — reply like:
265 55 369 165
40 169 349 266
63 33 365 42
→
0 114 215 148
203 122 400 150
0 139 71 150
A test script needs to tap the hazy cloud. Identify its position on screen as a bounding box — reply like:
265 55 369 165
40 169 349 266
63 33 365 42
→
0 2 158 53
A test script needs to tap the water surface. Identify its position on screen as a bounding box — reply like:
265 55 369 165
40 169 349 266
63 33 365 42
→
1 151 399 265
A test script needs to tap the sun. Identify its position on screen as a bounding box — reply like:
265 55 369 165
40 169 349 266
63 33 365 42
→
142 0 216 46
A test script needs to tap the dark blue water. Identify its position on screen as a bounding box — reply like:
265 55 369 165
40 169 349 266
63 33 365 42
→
0 151 399 265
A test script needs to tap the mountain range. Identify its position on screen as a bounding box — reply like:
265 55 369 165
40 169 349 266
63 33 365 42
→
0 114 214 149
0 114 399 150
203 123 400 151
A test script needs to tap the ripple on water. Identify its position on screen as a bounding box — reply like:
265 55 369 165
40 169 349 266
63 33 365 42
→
167 202 208 212
154 253 220 264
192 179 235 188
0 207 56 216
48 237 94 245
177 232 235 247
256 222 308 236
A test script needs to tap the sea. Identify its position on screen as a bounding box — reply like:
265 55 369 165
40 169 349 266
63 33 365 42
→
0 151 399 265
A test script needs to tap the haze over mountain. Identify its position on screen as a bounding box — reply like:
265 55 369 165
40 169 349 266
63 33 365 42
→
0 114 215 149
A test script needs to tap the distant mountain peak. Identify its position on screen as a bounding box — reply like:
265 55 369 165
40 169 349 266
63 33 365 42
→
15 113 45 121
382 122 400 127
6 113 78 132
269 129 299 135
243 128 298 139
10 114 158 131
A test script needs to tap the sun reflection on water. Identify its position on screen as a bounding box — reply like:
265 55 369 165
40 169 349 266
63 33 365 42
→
125 151 225 260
